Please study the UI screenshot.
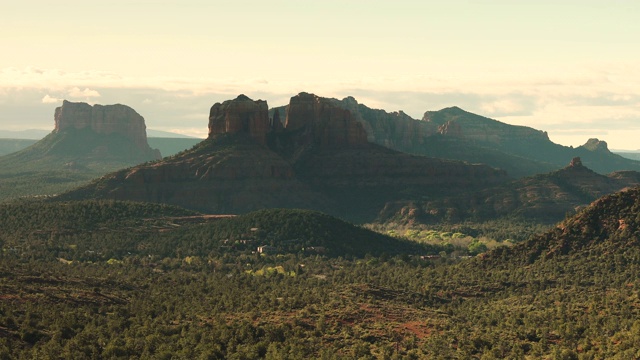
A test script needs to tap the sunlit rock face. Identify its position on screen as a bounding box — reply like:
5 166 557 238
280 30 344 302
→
208 95 271 145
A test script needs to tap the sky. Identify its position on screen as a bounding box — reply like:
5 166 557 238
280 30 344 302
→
1 0 639 149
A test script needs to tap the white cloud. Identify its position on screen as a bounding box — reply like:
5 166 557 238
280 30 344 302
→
2 64 640 149
67 87 101 98
167 128 208 139
480 99 532 117
41 94 62 104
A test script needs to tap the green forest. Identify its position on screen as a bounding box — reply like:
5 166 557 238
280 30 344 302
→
0 191 639 359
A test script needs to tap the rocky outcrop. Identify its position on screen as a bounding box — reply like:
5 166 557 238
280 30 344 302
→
580 138 609 152
285 93 369 147
208 95 270 145
54 100 159 159
569 157 583 167
207 92 370 149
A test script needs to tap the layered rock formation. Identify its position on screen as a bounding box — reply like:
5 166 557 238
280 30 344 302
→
208 95 270 145
302 97 555 177
284 92 369 147
54 100 159 159
580 138 609 152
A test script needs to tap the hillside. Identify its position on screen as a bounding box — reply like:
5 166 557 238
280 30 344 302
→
380 157 640 225
0 132 200 157
58 133 329 214
483 185 640 265
407 185 640 358
59 93 507 222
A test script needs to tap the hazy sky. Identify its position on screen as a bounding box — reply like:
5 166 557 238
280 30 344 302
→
1 1 639 149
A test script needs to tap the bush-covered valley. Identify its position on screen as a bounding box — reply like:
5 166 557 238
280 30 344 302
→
1 192 640 358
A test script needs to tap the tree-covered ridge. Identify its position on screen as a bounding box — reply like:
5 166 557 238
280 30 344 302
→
0 199 197 233
380 160 640 226
198 208 435 257
0 201 436 261
482 185 640 266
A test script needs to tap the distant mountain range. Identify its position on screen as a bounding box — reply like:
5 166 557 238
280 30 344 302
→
330 98 640 177
4 95 639 176
4 93 640 226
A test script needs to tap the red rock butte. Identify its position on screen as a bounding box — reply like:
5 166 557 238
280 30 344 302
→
208 95 270 145
208 93 369 148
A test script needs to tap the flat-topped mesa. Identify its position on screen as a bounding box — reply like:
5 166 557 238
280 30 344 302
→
285 92 369 147
208 95 270 145
54 100 155 154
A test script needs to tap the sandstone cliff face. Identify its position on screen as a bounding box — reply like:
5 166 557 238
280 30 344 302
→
285 93 369 147
208 95 270 145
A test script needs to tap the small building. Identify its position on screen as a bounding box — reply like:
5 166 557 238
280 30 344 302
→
306 246 326 254
257 245 277 254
